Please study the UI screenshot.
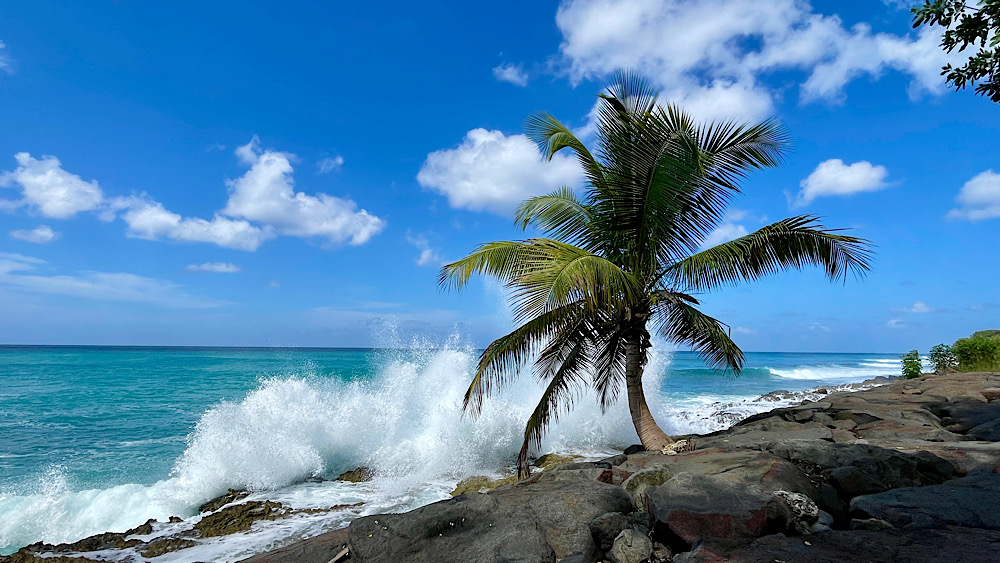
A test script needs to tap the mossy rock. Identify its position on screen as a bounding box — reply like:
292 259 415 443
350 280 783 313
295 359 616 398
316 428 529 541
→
450 474 521 496
194 501 286 538
198 488 250 513
336 467 374 483
532 453 581 471
140 538 199 558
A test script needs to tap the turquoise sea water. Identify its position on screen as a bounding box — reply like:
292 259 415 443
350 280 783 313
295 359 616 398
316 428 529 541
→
0 345 902 560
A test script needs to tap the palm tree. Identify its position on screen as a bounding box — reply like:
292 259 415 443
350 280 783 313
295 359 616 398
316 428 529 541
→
439 72 873 476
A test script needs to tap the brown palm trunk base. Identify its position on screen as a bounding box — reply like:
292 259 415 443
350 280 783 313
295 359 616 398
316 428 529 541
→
625 339 674 451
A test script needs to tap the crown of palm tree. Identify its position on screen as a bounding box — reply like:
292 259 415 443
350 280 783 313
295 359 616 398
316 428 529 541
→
440 71 873 475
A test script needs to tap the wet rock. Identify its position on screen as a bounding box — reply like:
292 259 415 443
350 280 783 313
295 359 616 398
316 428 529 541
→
199 488 251 513
348 479 633 563
623 444 644 455
125 518 156 536
608 529 652 563
850 472 1000 530
450 474 517 496
168 516 183 523
337 466 374 483
141 538 199 558
0 554 103 563
589 512 630 553
194 500 286 537
533 453 580 470
239 527 349 563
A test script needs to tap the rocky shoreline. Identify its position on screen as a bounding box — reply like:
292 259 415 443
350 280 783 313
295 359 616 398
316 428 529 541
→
5 371 1000 562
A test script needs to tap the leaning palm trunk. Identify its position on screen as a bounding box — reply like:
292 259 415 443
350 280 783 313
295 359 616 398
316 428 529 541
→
440 71 873 477
625 335 672 450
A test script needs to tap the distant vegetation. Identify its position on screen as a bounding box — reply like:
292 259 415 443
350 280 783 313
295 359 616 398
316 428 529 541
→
900 350 923 379
919 330 1000 375
952 331 1000 372
929 343 958 373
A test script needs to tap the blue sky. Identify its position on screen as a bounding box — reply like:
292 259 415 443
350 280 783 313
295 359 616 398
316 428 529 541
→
0 0 997 351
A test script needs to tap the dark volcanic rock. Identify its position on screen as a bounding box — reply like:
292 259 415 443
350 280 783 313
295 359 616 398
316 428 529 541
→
347 479 634 563
239 527 349 563
646 473 796 550
195 500 286 537
850 472 1000 530
589 512 630 553
674 526 1000 563
199 488 250 513
337 466 374 483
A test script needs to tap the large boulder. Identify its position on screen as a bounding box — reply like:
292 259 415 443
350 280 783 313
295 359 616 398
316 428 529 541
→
850 472 1000 530
347 479 634 563
645 473 796 550
239 527 348 563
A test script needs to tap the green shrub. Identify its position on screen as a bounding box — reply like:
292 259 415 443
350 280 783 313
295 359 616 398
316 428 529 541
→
928 343 958 374
900 350 922 379
971 329 1000 340
952 335 1000 372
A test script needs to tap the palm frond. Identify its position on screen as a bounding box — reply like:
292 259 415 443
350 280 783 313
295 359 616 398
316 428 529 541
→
653 292 744 374
664 215 874 291
592 321 627 412
438 240 537 291
516 321 592 477
463 301 585 417
514 187 594 246
525 112 605 187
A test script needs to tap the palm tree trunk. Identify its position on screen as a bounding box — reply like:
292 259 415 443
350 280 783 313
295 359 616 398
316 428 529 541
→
625 335 673 450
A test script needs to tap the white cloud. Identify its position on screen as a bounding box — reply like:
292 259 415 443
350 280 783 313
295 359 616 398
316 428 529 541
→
417 129 583 215
406 232 442 267
0 253 220 308
0 40 11 74
735 326 753 335
317 156 344 174
701 222 748 249
947 170 1000 222
223 138 385 245
792 159 889 208
807 322 830 332
553 0 962 120
493 63 529 86
1 153 104 218
114 195 273 251
186 262 241 273
10 225 59 244
895 301 932 314
887 318 907 329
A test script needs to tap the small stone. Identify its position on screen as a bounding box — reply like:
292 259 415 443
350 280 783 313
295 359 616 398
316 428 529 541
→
623 444 645 455
608 529 653 563
982 388 1000 401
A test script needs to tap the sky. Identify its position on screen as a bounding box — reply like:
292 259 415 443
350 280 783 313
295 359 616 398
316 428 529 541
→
0 0 997 352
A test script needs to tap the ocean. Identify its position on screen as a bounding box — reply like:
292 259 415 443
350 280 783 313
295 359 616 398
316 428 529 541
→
0 343 903 561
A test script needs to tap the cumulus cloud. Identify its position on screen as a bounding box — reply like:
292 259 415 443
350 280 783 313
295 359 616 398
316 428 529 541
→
417 129 583 215
792 159 889 208
113 195 273 251
886 318 907 329
187 262 241 273
702 222 749 249
406 232 442 267
493 63 529 86
317 156 344 174
947 170 1000 222
0 253 220 308
1 138 386 251
223 138 385 245
897 301 932 314
10 225 59 244
0 40 11 74
553 0 962 120
0 153 104 218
